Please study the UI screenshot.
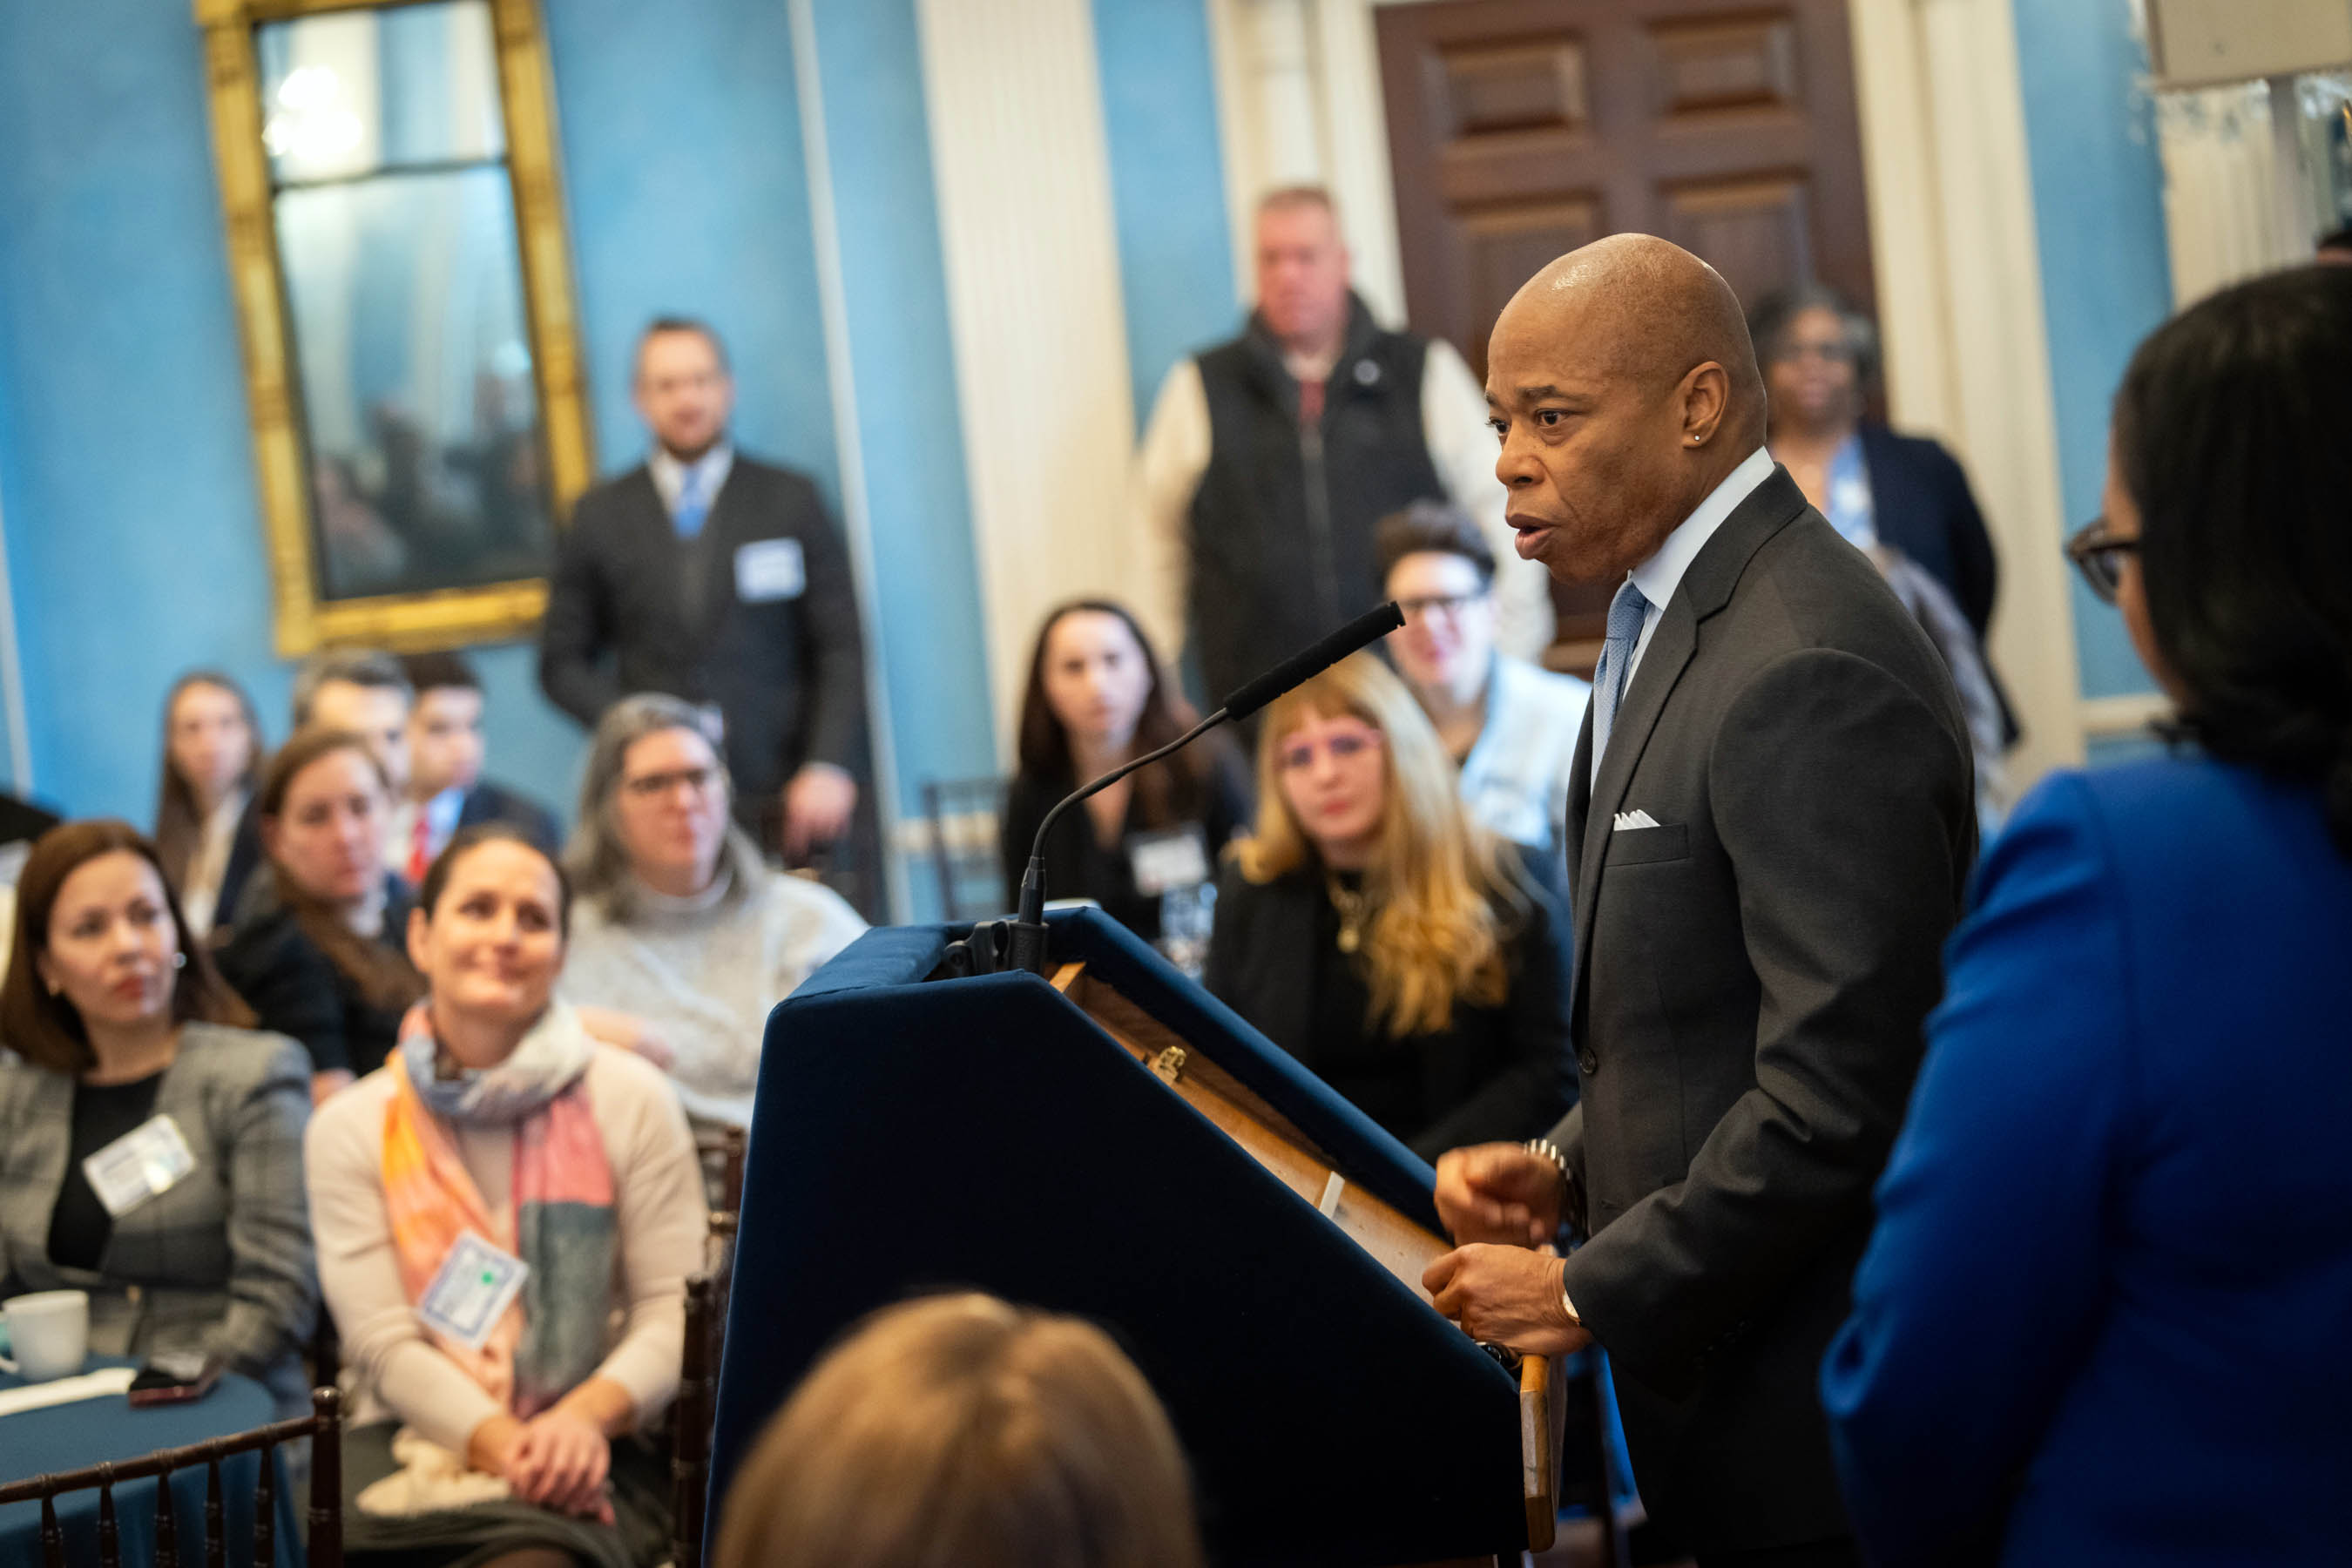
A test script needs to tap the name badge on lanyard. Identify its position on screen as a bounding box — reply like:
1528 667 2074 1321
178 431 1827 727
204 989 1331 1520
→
416 1232 531 1351
1127 825 1212 897
81 1115 197 1219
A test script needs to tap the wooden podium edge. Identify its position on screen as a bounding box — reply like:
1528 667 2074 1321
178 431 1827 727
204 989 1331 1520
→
1047 961 1562 1550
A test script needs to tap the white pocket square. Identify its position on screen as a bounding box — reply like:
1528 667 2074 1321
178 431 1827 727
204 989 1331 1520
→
1612 809 1661 831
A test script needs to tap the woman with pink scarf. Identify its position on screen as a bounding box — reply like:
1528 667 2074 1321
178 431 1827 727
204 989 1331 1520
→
306 824 705 1568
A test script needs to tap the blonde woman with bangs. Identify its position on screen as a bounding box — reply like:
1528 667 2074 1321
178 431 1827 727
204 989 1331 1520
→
1203 653 1574 1160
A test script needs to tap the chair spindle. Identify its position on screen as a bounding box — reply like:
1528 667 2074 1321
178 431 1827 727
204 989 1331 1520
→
253 1440 276 1568
96 1467 118 1568
308 1385 343 1568
153 1458 177 1568
205 1443 226 1568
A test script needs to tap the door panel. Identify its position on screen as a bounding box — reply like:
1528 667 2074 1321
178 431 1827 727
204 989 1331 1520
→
1380 0 1876 675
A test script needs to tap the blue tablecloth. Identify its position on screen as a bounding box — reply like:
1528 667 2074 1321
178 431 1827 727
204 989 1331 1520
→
0 1360 302 1568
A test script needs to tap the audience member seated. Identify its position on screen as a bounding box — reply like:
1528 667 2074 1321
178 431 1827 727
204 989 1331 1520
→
998 600 1250 950
152 671 267 938
1749 283 2002 639
392 652 560 885
215 649 416 929
712 1293 1204 1568
1821 266 2352 1564
307 825 704 1568
1204 653 1572 1160
1377 504 1589 855
217 729 424 1104
0 821 315 1413
557 695 865 1128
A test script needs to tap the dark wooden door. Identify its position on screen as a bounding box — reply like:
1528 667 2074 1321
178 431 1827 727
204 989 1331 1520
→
1377 0 1876 672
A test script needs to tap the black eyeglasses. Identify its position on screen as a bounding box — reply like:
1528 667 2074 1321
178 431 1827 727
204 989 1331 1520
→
2065 517 2140 605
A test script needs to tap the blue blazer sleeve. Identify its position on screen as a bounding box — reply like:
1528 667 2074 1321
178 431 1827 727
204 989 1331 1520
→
1821 774 2133 1563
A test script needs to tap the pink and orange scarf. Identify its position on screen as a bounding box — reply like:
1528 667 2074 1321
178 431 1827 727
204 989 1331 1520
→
382 1002 616 1416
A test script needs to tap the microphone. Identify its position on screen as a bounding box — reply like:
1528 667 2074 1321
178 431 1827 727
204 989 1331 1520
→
1000 601 1405 976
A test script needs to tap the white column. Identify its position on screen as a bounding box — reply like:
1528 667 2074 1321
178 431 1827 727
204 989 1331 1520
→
915 0 1142 753
788 0 914 918
1908 0 2085 781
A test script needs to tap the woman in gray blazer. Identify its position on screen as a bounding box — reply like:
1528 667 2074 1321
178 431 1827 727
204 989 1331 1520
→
0 820 315 1413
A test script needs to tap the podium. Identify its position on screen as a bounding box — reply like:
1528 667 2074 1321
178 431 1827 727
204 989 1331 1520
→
706 909 1559 1566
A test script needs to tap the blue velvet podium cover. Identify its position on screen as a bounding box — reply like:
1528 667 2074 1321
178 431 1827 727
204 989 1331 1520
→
706 909 1535 1565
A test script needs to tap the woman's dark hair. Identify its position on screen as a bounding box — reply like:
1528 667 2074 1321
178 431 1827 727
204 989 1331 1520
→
1015 601 1217 826
0 820 256 1075
258 727 425 1011
417 823 573 940
2113 265 2352 855
152 671 266 894
1746 280 1880 393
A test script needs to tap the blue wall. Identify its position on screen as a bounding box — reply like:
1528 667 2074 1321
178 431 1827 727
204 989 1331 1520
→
1094 0 1241 421
2011 0 2172 703
0 0 991 915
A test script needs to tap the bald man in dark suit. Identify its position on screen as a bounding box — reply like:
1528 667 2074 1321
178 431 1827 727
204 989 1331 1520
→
1420 237 1976 1566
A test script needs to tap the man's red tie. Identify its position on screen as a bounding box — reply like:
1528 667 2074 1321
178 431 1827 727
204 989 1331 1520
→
407 812 431 886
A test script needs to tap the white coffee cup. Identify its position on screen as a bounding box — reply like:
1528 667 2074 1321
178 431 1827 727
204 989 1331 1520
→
0 1290 90 1382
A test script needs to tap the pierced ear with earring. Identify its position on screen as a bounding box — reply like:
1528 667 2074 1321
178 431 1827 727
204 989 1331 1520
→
172 951 188 970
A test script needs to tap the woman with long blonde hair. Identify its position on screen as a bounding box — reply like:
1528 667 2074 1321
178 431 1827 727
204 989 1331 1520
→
1204 653 1572 1159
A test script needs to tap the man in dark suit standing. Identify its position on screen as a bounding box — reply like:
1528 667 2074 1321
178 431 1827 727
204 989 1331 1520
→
539 318 871 893
1420 236 1976 1566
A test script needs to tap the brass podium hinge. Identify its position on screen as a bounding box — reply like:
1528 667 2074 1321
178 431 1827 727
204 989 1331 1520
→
1152 1046 1187 1085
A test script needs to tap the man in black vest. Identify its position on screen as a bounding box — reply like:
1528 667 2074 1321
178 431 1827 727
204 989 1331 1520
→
1135 186 1549 706
538 318 873 901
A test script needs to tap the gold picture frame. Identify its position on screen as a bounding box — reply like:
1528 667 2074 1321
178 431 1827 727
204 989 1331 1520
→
197 0 594 654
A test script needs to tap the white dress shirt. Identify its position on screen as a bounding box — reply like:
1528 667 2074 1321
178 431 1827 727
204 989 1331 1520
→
1592 447 1775 787
179 787 248 938
647 442 735 526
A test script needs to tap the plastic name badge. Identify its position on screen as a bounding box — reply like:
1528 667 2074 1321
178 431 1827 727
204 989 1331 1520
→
416 1233 530 1351
82 1114 197 1218
733 538 806 604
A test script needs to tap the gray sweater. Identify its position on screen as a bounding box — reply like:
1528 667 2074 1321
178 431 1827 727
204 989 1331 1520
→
556 869 867 1125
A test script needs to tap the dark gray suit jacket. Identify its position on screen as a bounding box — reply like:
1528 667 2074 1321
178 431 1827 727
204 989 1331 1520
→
0 1026 317 1413
538 455 867 801
1551 467 1975 1554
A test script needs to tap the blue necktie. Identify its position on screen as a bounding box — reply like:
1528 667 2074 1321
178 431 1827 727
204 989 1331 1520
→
672 463 711 540
1589 578 1651 779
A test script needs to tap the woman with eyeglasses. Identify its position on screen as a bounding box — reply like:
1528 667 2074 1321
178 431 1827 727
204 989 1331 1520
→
999 601 1251 955
555 695 866 1130
1379 502 1589 857
1820 266 2352 1565
1204 653 1573 1160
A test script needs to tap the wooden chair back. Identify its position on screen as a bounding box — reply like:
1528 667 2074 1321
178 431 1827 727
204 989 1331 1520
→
670 1177 743 1568
0 1387 342 1568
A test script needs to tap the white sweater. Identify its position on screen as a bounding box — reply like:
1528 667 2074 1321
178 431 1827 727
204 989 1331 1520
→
304 1046 705 1453
556 869 868 1126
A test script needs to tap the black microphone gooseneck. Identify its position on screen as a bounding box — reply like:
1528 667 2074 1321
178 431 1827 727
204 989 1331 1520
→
1003 600 1406 976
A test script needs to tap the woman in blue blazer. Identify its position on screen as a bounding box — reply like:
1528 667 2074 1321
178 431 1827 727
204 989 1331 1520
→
1820 266 2352 1564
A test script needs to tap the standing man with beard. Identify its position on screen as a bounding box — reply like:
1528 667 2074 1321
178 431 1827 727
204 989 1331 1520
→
1419 236 1975 1566
1134 186 1551 706
539 317 877 912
